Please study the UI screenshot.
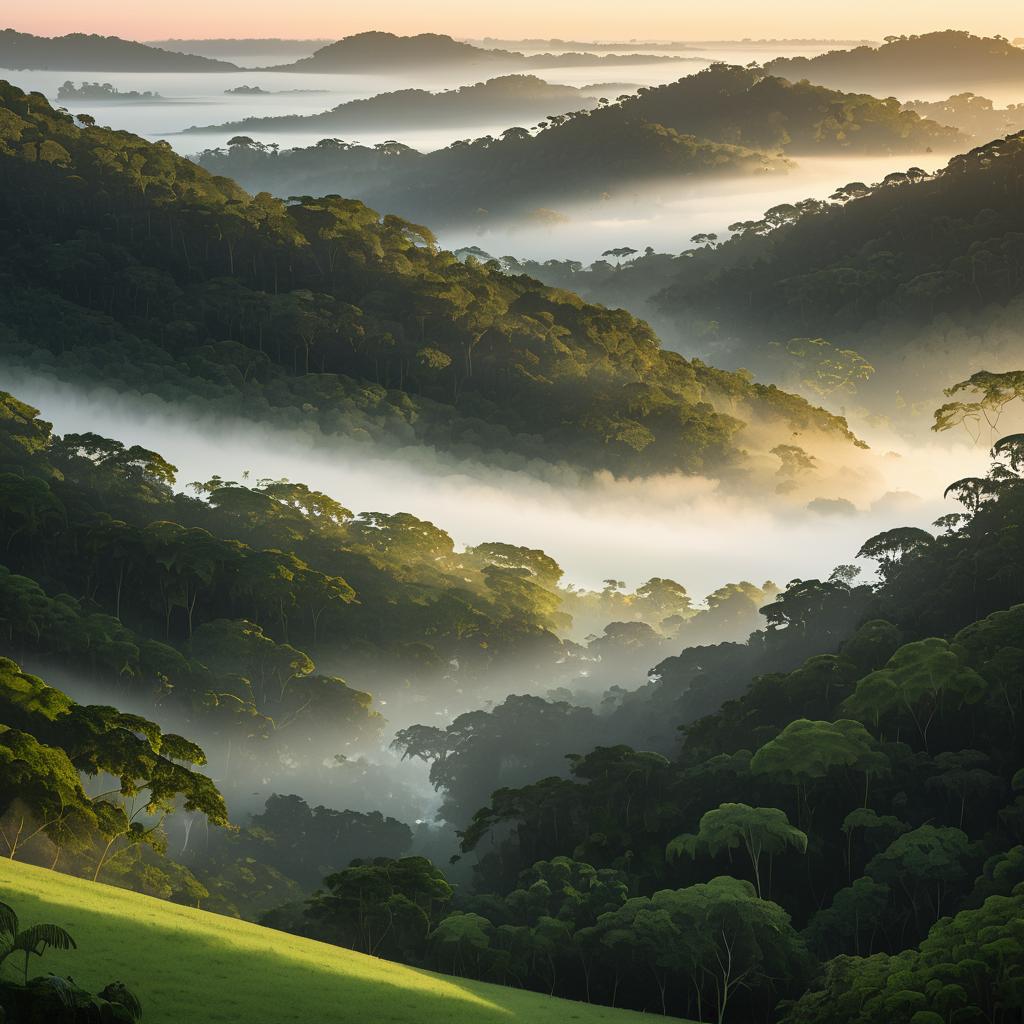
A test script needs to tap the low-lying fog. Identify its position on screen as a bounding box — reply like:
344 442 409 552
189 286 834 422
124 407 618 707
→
5 41 848 156
6 57 975 271
8 62 705 154
6 370 984 596
434 151 959 263
3 340 991 829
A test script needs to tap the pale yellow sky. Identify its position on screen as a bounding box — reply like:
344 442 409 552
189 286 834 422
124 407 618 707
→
8 0 1023 43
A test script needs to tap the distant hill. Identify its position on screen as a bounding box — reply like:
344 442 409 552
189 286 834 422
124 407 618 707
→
0 79 860 481
578 82 641 95
224 84 329 95
629 130 1024 419
470 37 875 51
195 65 961 224
766 30 1024 94
0 28 239 71
148 37 329 60
470 37 705 52
267 31 694 73
57 81 164 102
185 75 599 135
902 92 1024 141
654 131 1024 345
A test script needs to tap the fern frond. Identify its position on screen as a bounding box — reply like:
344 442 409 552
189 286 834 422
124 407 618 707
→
14 923 77 954
0 902 18 939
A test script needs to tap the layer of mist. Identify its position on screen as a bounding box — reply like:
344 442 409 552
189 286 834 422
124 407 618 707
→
434 151 958 264
5 364 989 831
16 654 442 830
6 370 980 597
5 41 844 157
10 64 695 153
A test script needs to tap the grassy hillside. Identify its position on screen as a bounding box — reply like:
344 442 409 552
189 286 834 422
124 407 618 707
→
0 859 688 1024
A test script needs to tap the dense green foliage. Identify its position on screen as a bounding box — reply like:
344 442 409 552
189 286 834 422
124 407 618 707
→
521 126 1024 423
196 65 957 222
0 383 784 904
266 855 455 962
330 437 1024 1019
0 388 580 765
654 132 1024 348
4 45 1024 1022
0 654 227 900
185 75 599 135
0 81 856 477
782 884 1024 1022
1 859 682 1024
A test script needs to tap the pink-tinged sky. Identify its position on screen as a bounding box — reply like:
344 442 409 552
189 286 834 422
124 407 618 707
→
7 0 1024 42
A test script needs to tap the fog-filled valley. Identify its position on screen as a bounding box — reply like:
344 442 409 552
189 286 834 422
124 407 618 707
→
434 152 952 262
0 369 982 597
4 20 1024 1024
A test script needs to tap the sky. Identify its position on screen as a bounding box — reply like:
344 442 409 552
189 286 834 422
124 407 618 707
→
7 1 1023 44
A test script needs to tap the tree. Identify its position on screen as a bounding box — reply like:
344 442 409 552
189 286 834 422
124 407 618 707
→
750 719 888 826
932 370 1024 442
783 882 1024 1024
0 658 228 879
841 639 987 749
841 807 908 883
925 750 1002 829
590 877 810 1022
667 803 807 898
635 577 692 625
865 825 973 929
305 856 453 961
0 726 96 864
428 912 495 977
856 528 933 581
773 337 875 399
802 876 891 958
501 857 628 930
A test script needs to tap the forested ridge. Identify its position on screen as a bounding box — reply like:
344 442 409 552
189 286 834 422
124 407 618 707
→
0 388 566 767
196 64 959 222
0 81 860 480
0 28 239 72
902 92 1024 143
2 28 1024 1024
654 131 1024 346
266 30 691 73
357 437 1024 1022
766 30 1024 93
513 127 1024 423
184 75 600 135
7 380 1024 1022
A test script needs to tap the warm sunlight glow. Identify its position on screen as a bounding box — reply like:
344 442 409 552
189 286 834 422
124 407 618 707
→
2 9 1024 1024
8 0 1024 42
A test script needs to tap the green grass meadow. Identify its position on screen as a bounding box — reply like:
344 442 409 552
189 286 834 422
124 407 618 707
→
0 859 690 1023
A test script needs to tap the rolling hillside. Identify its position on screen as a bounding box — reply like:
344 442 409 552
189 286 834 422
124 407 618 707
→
0 28 239 71
0 859 690 1024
